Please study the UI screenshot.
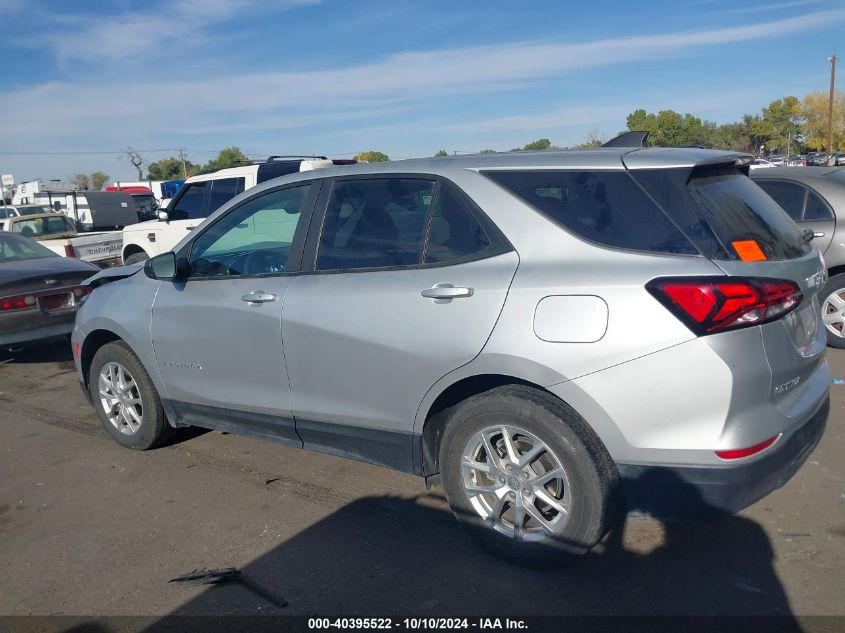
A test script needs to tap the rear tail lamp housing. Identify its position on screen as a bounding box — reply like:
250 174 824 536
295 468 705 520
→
646 276 802 335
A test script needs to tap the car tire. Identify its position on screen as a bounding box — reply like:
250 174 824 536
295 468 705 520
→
820 272 845 349
439 385 618 567
89 341 172 450
123 252 149 265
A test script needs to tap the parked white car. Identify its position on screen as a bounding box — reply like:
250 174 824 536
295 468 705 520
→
749 159 776 170
120 156 355 264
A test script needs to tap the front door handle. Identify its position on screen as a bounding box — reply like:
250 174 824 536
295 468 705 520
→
241 290 277 304
421 283 473 302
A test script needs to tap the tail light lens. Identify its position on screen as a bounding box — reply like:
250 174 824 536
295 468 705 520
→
646 276 802 335
0 293 37 311
64 245 76 257
0 286 92 312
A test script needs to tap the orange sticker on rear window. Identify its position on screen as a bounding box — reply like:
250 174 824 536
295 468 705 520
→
732 240 767 262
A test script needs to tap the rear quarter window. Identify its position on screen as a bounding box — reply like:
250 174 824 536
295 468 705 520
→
482 170 698 255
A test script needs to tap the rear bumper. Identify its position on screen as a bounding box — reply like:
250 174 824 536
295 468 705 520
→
617 396 828 518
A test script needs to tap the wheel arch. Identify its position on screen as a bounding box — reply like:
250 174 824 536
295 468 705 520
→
80 329 122 392
121 242 147 262
418 372 565 477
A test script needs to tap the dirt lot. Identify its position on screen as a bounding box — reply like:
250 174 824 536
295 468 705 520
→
0 340 843 618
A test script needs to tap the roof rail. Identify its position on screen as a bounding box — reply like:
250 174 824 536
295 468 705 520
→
266 155 327 162
602 131 650 148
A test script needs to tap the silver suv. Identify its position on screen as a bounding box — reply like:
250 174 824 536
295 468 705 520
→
73 148 829 565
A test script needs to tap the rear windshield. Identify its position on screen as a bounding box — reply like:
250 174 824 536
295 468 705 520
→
11 215 76 238
632 166 810 261
483 170 698 255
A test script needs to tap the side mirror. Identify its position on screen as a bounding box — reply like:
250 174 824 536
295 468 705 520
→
157 210 169 221
144 252 183 280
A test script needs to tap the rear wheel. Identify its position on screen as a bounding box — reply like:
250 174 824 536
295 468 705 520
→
123 251 149 265
439 385 617 567
89 341 171 450
821 272 845 349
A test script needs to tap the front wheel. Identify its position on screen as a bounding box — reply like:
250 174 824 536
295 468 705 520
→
821 272 845 349
439 385 617 567
89 341 171 450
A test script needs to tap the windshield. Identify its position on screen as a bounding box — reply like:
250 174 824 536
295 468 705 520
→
17 205 52 216
10 215 76 238
0 232 59 261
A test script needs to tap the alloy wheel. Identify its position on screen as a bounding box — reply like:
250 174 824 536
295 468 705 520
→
98 362 143 435
461 424 571 542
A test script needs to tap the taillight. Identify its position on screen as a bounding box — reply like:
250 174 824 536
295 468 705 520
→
0 293 38 311
64 245 76 257
646 276 802 335
715 434 780 460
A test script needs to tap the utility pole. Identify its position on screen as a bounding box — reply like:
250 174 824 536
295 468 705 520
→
828 54 838 158
178 148 188 178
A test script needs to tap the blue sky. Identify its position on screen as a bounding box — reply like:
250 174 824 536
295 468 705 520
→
0 0 842 182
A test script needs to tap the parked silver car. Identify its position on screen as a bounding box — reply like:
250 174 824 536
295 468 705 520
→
751 167 845 348
73 149 829 565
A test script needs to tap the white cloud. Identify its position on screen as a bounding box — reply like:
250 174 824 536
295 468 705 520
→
1 7 843 176
30 0 317 65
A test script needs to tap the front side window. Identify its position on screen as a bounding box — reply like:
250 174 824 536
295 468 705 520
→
316 178 435 270
208 177 246 214
188 184 312 278
168 181 209 221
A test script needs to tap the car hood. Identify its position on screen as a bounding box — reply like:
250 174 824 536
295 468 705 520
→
83 262 145 288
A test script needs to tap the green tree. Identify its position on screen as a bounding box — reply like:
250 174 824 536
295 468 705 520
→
570 129 607 149
355 150 389 162
754 96 803 154
801 91 845 151
200 147 249 173
479 148 496 154
147 157 199 180
626 109 706 147
522 138 552 150
72 174 90 190
434 149 448 157
90 171 109 190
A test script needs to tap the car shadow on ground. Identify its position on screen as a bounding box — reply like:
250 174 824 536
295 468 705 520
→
0 337 74 367
140 471 800 625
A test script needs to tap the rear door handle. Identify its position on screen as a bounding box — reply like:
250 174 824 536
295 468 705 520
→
421 283 473 302
241 290 277 304
814 232 825 238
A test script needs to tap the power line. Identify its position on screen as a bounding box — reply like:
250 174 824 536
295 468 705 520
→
0 147 222 156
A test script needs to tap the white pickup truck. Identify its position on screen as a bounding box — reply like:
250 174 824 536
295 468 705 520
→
0 213 123 266
120 156 356 263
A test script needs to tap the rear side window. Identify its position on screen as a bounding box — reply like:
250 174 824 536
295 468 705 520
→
755 181 805 221
804 190 833 220
634 167 810 261
316 178 434 270
424 185 492 264
483 170 698 255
